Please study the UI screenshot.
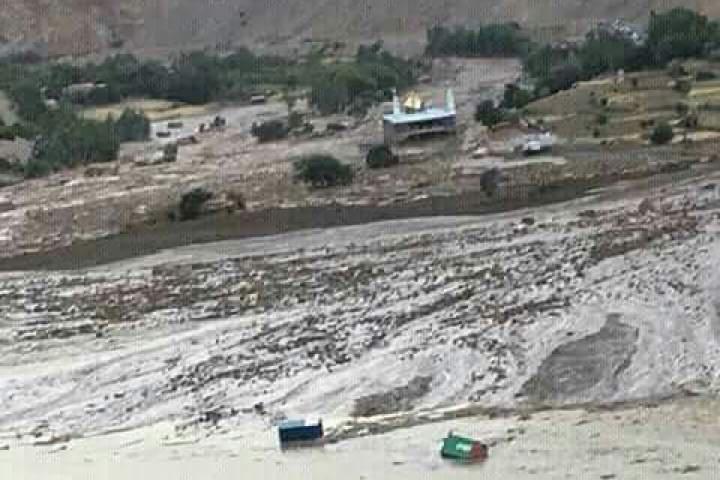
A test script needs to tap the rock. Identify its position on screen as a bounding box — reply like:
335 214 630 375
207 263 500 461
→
0 196 14 213
33 433 73 446
675 464 701 474
472 147 489 159
177 135 199 146
85 163 119 177
638 198 658 214
0 444 9 451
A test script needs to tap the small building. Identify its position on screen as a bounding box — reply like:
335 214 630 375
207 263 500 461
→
383 88 457 144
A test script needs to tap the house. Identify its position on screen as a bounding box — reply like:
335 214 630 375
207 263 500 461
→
383 88 457 144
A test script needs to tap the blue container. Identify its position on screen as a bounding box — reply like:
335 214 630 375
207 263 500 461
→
278 419 324 444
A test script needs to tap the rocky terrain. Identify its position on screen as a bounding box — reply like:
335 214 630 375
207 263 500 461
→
1 168 720 445
2 0 720 56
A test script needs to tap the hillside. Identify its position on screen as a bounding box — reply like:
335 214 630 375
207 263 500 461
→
1 0 720 57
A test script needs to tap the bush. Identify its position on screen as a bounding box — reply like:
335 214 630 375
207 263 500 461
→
366 145 399 169
480 168 502 197
114 109 151 142
668 62 689 78
595 113 608 125
0 123 37 140
251 119 288 142
178 187 213 221
293 154 354 188
696 70 717 81
650 122 674 145
546 63 582 93
288 111 304 130
501 83 534 109
29 111 120 176
675 102 690 115
474 100 505 127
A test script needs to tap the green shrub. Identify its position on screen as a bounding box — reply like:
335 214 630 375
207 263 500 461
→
696 70 717 81
676 102 690 115
251 119 288 142
501 83 534 109
480 168 502 197
293 154 354 188
595 113 608 125
30 113 120 175
114 108 151 142
474 100 505 127
673 78 692 93
650 122 674 145
366 145 399 169
288 111 304 130
178 187 213 221
0 123 37 140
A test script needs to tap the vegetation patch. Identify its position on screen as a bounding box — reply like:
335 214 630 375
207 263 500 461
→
293 154 354 188
366 145 399 169
177 188 213 221
650 122 675 145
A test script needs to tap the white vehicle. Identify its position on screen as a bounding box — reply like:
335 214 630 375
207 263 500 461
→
521 133 555 155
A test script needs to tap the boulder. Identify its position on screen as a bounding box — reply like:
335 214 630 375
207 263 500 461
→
637 198 658 215
85 164 119 177
0 195 14 212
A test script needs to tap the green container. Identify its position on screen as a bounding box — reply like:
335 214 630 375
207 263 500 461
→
440 434 488 461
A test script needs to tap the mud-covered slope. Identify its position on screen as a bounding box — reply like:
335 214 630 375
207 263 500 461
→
2 0 720 56
1 174 720 438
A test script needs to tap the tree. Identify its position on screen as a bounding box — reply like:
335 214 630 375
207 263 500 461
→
426 24 529 57
178 187 213 221
10 82 47 122
114 109 151 142
579 32 647 78
251 119 288 142
166 52 221 104
501 83 534 109
474 100 505 127
366 145 399 169
647 8 720 64
480 168 502 197
650 122 674 145
552 63 583 92
293 154 354 188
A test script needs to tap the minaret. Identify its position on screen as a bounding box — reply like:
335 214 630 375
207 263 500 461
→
392 88 401 115
445 87 456 113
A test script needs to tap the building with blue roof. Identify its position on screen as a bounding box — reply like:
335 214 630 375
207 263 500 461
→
383 88 457 144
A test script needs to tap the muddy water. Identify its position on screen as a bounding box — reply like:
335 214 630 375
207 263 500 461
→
3 398 720 480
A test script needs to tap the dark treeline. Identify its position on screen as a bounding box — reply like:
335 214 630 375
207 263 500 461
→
526 8 720 96
429 8 720 110
426 24 530 57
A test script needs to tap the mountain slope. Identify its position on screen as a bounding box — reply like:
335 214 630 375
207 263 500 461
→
1 0 720 56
